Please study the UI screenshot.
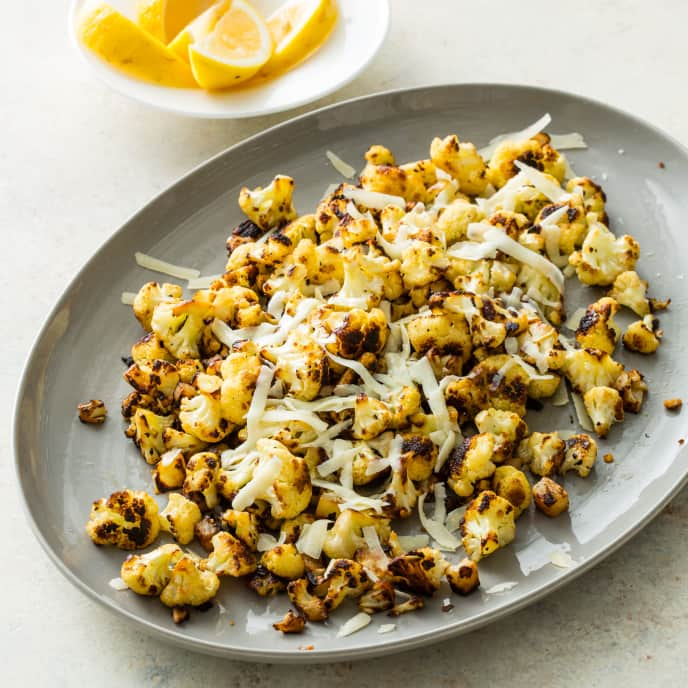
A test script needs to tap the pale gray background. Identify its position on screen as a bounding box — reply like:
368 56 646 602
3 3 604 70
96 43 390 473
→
3 1 687 685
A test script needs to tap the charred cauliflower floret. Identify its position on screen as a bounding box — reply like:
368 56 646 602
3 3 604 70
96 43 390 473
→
353 394 393 440
554 347 624 395
285 578 328 621
358 580 396 614
400 433 437 481
399 241 450 289
518 432 565 477
151 298 207 360
273 610 306 634
430 135 488 196
447 433 497 498
203 531 257 577
614 368 648 413
487 134 566 188
130 332 175 365
179 392 230 443
183 452 219 511
535 198 588 255
233 439 312 520
469 355 529 417
162 427 207 456
221 509 260 551
238 175 297 230
261 544 305 580
125 408 175 464
607 270 650 316
566 176 608 225
159 493 202 545
474 408 528 462
575 297 621 354
86 489 160 550
444 376 489 425
406 309 471 359
569 217 640 286
120 543 183 595
583 386 624 438
77 399 107 424
323 307 388 359
623 315 663 354
460 490 516 562
133 282 182 332
491 465 531 517
219 351 262 424
388 547 449 596
445 558 480 595
389 386 423 430
359 160 426 203
532 477 569 517
153 448 187 493
323 510 390 560
436 197 485 244
159 555 220 608
560 434 598 478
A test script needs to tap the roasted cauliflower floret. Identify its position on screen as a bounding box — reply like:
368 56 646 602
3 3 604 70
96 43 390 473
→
77 399 107 424
183 452 219 511
400 433 437 481
151 298 207 359
554 347 624 395
273 609 306 634
261 544 305 580
130 332 175 364
399 241 449 289
159 555 220 608
153 448 186 493
388 547 449 596
406 309 471 360
469 355 529 417
365 144 395 165
203 531 257 577
159 493 202 545
491 465 531 517
323 307 388 359
569 217 640 286
86 489 160 550
430 135 488 196
532 477 569 517
575 297 621 354
436 197 485 244
125 408 175 464
583 386 624 438
566 176 608 225
133 281 182 332
447 433 497 498
359 161 426 203
474 408 528 463
444 376 489 425
445 558 480 595
285 578 328 621
323 510 390 560
623 315 663 354
179 392 230 443
233 439 312 520
120 543 183 595
353 394 393 440
162 428 207 456
614 368 648 413
486 134 566 188
238 175 297 230
221 509 260 551
358 580 396 614
319 559 372 612
560 434 598 478
518 432 565 477
607 270 650 316
460 490 516 562
389 386 423 430
535 198 588 255
219 352 262 424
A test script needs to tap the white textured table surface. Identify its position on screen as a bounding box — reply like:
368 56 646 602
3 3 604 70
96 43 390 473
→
3 1 688 685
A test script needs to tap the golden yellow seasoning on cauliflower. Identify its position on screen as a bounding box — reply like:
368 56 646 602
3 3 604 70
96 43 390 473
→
90 117 671 632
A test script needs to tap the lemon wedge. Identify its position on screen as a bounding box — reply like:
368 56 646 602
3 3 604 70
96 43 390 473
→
136 0 217 43
262 0 337 76
188 0 273 90
77 1 197 88
168 1 230 64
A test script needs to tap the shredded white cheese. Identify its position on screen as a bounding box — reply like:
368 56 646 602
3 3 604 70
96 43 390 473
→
513 161 569 203
341 186 405 210
485 581 518 594
551 379 569 407
377 623 397 634
417 493 461 551
108 577 128 591
257 533 279 552
337 612 372 638
134 252 200 280
478 113 552 159
187 273 222 289
564 307 587 330
311 479 385 513
571 392 594 432
121 291 137 305
444 506 466 533
296 519 330 559
326 150 357 179
397 534 430 551
549 132 587 150
549 550 575 568
231 455 282 512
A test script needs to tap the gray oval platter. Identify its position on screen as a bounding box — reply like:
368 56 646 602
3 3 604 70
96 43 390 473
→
14 84 688 663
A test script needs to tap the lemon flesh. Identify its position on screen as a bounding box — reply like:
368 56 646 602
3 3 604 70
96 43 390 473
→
189 0 273 90
168 1 231 64
262 0 337 76
78 2 197 88
137 0 217 43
